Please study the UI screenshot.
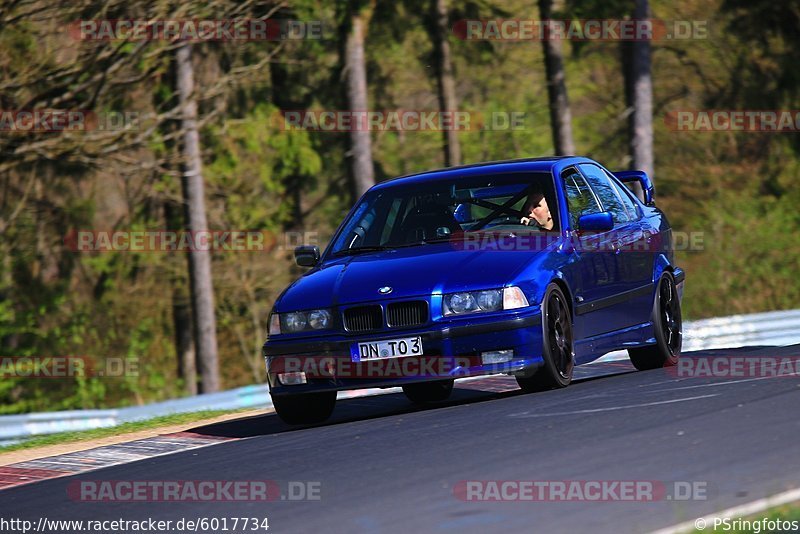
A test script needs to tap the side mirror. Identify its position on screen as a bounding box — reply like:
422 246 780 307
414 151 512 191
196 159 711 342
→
578 212 614 233
294 245 320 267
614 170 655 206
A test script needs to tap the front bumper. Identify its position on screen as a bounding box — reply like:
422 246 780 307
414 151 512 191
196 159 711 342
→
264 311 543 396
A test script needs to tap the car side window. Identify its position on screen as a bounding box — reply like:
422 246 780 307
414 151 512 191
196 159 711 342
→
561 168 602 229
603 170 641 220
578 164 631 224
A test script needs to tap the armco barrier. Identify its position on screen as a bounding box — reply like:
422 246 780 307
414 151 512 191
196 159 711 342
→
681 308 800 351
1 308 799 446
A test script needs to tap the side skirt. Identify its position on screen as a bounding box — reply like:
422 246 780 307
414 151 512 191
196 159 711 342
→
574 322 656 364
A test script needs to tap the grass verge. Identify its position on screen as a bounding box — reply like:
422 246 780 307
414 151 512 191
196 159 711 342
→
0 409 253 453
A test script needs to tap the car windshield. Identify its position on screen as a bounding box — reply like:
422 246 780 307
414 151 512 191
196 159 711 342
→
329 172 558 256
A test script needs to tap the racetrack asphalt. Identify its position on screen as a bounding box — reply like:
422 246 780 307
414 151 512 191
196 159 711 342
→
1 344 799 534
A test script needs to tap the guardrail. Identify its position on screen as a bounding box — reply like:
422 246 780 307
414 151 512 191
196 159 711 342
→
0 384 272 447
2 308 799 447
682 308 800 351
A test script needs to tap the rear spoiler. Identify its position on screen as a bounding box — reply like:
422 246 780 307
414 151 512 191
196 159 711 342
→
613 170 655 206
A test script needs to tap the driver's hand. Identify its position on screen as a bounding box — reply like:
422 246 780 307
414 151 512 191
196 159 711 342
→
520 216 532 225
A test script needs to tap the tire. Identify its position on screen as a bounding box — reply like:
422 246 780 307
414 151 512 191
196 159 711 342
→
271 391 337 425
628 272 682 370
516 283 574 393
402 379 454 404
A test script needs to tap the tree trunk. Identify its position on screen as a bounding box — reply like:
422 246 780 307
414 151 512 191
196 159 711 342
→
176 42 220 394
269 61 305 229
620 40 644 199
164 201 197 395
432 0 461 167
344 10 375 197
629 0 654 179
539 0 575 156
172 290 198 395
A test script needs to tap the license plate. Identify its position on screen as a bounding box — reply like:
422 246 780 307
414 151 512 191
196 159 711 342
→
351 336 423 361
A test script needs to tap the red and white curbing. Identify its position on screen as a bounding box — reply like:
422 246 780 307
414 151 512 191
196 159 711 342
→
0 432 234 490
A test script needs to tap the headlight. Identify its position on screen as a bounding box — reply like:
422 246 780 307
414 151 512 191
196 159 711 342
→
475 290 502 311
285 312 308 332
308 309 332 330
443 287 529 316
269 309 333 335
446 292 477 314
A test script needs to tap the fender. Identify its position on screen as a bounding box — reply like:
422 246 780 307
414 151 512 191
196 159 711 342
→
652 254 686 302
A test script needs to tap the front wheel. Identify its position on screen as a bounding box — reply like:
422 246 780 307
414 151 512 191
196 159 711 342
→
517 283 574 392
402 379 454 404
628 272 682 370
271 391 337 425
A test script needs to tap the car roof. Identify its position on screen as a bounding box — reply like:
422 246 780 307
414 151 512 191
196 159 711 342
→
371 156 593 190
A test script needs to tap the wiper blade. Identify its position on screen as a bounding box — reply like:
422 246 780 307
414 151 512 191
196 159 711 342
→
332 245 391 256
395 237 454 247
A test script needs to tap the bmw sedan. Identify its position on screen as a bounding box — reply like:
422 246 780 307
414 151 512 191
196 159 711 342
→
263 156 684 424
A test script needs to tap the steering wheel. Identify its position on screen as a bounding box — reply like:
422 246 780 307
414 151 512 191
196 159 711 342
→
484 215 519 228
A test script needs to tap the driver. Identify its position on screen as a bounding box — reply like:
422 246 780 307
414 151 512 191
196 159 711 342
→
520 190 554 230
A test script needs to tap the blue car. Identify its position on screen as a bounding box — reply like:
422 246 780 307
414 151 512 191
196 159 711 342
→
263 156 684 424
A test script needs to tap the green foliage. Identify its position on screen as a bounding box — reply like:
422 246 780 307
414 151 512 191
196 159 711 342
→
680 173 800 318
205 103 322 230
1 0 799 415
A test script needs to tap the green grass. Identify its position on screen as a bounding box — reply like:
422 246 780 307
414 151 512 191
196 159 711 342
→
693 502 800 533
0 409 253 453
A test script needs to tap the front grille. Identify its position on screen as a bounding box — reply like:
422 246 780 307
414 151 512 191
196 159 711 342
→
386 301 428 328
343 305 383 332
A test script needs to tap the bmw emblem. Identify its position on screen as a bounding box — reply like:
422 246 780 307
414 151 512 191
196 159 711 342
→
378 286 393 295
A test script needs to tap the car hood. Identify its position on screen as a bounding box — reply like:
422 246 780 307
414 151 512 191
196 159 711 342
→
275 241 557 310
